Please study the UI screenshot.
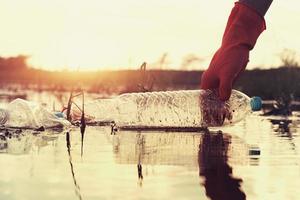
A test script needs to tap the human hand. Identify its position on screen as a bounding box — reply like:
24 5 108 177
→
200 90 233 127
200 46 249 101
200 2 266 101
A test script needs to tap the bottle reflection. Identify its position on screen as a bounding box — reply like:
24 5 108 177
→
198 132 246 200
111 129 250 199
0 129 59 154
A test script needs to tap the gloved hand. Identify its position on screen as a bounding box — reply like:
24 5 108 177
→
200 2 266 101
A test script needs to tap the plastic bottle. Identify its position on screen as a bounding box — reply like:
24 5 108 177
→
0 99 70 128
83 90 262 128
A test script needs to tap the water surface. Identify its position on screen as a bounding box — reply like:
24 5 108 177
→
0 93 300 200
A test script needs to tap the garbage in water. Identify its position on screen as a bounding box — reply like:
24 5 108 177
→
0 90 261 129
80 89 262 128
0 98 70 129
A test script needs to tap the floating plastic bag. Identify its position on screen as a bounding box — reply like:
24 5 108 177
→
1 99 70 129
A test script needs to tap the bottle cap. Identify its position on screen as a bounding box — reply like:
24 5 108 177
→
54 112 66 119
250 96 262 111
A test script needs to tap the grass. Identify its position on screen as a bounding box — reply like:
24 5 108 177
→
65 89 86 156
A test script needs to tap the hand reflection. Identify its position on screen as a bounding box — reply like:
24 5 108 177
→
198 131 246 200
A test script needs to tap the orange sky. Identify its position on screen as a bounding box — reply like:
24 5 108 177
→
0 0 299 71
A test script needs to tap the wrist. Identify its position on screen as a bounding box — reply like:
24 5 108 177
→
238 0 272 17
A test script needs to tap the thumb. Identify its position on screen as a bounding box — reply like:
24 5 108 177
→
219 77 233 101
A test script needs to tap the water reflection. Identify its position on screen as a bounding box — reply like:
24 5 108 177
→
1 115 299 200
0 128 60 154
111 129 257 199
66 132 83 200
199 132 246 200
112 131 200 166
269 118 300 152
270 119 292 134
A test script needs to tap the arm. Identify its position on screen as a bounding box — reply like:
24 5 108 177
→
200 0 273 101
239 0 273 17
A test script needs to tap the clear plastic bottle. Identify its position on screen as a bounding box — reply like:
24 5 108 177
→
83 90 262 128
0 99 70 128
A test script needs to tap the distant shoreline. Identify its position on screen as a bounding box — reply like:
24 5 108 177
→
0 66 299 100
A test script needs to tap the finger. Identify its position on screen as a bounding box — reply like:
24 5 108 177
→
219 77 233 101
218 114 225 126
202 108 210 126
211 108 219 126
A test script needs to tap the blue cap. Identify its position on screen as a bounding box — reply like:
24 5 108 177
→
54 112 66 119
250 96 262 111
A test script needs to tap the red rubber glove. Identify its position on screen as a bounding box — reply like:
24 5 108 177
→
200 2 266 101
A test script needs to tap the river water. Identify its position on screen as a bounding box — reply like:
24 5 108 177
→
0 92 300 200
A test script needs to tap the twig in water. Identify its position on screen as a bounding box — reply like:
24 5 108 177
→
66 131 71 149
64 89 86 157
137 62 155 92
66 132 82 200
72 102 83 112
66 90 74 121
80 91 86 157
137 163 143 180
110 122 117 135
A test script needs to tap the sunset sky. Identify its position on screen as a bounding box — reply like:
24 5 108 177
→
0 0 299 71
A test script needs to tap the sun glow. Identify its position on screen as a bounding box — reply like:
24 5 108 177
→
0 0 300 71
